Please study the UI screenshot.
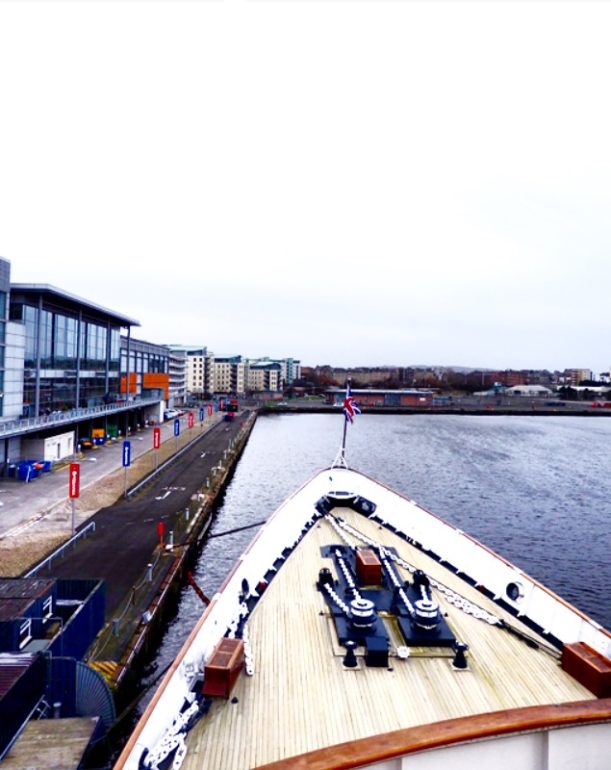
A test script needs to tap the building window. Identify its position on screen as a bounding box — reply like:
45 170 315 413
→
55 313 78 368
83 321 106 369
110 329 120 370
23 304 38 366
40 310 53 367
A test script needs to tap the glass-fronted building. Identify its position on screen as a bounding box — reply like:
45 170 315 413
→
8 284 139 416
0 260 9 419
120 336 170 404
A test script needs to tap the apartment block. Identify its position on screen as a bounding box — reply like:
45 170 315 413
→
247 362 282 392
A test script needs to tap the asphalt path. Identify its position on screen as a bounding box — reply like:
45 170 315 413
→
0 416 206 538
41 412 250 615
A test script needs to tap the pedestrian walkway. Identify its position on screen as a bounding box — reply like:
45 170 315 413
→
0 407 256 695
0 413 222 538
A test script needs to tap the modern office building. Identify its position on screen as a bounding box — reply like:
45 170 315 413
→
120 336 170 405
0 258 166 474
7 284 139 416
0 260 15 420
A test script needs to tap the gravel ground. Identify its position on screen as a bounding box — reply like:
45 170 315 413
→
0 435 187 577
0 465 128 577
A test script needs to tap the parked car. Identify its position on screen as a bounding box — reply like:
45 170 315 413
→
164 409 180 420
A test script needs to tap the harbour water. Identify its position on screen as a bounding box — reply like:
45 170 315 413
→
140 413 611 699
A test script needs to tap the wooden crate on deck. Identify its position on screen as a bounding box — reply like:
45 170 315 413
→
202 638 244 698
562 642 611 697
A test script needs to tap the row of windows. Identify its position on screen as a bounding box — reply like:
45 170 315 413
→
121 350 168 374
23 373 120 413
12 303 122 370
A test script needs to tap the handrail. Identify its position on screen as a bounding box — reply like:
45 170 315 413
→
255 698 611 770
0 398 162 438
24 522 97 577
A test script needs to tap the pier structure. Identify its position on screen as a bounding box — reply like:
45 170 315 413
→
0 408 257 729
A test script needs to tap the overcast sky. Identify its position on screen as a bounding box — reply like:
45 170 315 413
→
1 1 609 375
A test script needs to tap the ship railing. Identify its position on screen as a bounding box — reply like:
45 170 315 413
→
133 473 330 755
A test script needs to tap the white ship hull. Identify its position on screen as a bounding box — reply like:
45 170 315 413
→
115 467 611 770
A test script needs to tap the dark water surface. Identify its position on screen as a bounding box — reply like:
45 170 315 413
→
142 413 611 696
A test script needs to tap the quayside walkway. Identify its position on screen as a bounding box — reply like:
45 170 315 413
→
0 409 256 688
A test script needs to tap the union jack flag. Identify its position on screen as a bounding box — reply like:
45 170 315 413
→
343 386 361 423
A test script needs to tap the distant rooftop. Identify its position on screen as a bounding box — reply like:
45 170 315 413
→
325 387 436 394
167 344 209 354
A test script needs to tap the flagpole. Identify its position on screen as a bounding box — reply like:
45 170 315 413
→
332 380 350 468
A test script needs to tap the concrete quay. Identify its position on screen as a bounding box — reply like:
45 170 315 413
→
0 409 257 699
262 401 611 417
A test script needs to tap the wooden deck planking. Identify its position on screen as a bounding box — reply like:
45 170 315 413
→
182 509 594 770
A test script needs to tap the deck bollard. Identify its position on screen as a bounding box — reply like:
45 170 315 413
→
343 640 358 668
147 563 153 582
168 530 174 548
184 507 190 521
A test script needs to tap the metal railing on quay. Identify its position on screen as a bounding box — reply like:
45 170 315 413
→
23 522 97 577
87 412 257 663
0 397 162 438
88 547 166 662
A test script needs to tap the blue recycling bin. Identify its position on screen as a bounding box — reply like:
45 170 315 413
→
17 462 33 482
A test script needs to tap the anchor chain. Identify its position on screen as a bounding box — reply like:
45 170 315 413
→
328 515 501 626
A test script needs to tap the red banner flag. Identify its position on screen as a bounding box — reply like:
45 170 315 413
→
69 463 80 499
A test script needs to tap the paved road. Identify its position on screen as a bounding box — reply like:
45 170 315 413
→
36 412 250 615
0 413 223 538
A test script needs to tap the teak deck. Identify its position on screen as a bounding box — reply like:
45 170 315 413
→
181 508 594 770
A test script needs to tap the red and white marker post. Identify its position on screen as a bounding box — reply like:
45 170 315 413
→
68 462 80 535
153 426 161 470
